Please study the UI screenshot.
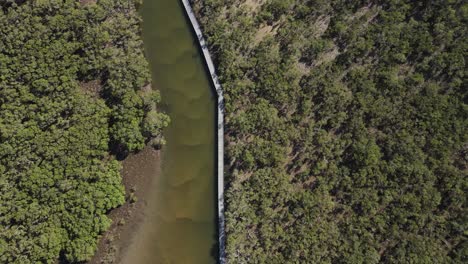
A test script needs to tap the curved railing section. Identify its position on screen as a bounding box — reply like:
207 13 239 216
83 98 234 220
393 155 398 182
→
180 0 226 263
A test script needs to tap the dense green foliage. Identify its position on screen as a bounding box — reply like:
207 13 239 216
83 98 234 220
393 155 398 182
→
0 0 168 262
194 0 467 262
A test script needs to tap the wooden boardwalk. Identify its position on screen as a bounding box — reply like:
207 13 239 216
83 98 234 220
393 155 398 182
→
180 1 226 263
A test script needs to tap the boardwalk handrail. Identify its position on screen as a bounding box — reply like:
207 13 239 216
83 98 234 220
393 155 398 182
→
180 1 226 263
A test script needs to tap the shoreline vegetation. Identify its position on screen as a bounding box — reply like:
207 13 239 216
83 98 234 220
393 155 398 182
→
88 147 160 264
193 0 466 263
0 0 168 263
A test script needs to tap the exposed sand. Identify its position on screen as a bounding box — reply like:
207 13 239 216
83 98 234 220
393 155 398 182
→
87 147 161 264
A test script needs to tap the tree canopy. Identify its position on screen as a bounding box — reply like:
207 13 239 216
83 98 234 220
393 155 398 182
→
193 0 467 263
0 0 168 262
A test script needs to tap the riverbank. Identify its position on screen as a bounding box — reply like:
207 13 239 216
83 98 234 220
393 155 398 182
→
118 0 218 263
88 147 161 264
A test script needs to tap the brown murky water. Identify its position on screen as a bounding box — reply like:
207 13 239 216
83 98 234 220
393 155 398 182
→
121 0 217 263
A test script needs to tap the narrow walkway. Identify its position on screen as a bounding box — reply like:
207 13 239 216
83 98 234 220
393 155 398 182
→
180 1 226 263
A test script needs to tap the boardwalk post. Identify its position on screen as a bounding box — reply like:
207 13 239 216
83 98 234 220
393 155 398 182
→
180 1 226 263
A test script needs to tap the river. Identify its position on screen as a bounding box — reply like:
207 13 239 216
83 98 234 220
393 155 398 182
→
121 0 218 263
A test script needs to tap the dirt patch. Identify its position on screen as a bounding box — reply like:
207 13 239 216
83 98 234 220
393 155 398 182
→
254 24 273 44
79 80 102 98
79 0 97 5
88 146 161 264
313 15 330 37
243 0 263 11
296 62 310 75
314 45 339 67
254 22 280 45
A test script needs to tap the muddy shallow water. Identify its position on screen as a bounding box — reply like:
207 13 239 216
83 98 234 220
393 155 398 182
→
120 0 217 263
